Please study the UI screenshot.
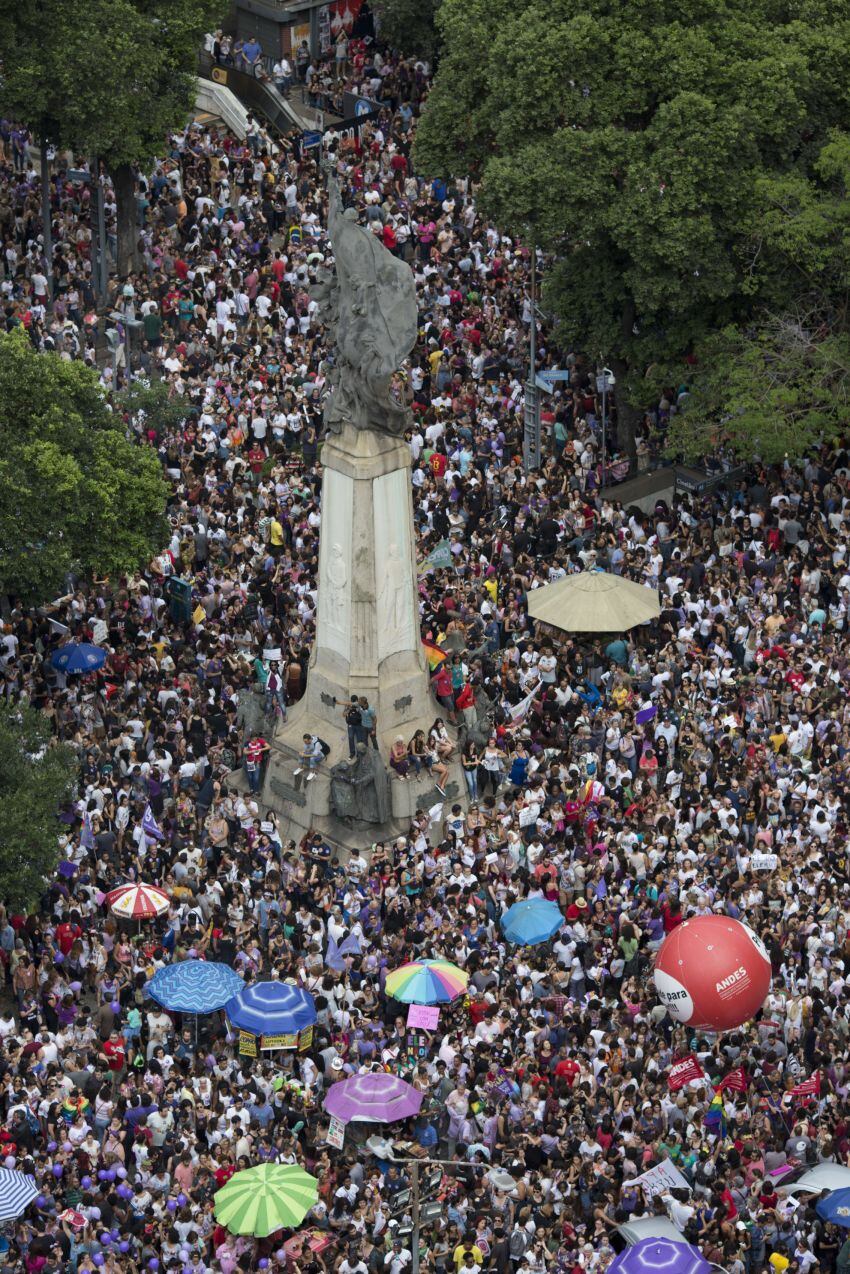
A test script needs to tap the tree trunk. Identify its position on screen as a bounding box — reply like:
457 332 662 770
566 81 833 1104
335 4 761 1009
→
111 162 140 279
610 297 639 461
609 354 638 460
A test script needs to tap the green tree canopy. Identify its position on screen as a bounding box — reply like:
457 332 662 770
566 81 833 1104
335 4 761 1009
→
0 703 76 911
0 329 168 602
0 0 226 273
371 0 441 58
414 0 850 453
664 130 850 461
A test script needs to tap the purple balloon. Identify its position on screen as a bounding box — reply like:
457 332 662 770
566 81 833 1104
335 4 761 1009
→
149 1261 159 1271
92 1257 104 1269
3 1155 15 1169
82 1176 92 1189
116 1165 127 1179
54 952 64 964
105 1168 117 1182
100 1232 112 1245
259 1261 270 1270
69 980 82 993
166 1198 177 1212
110 1001 121 1014
52 1165 63 1179
119 1242 130 1254
62 1141 72 1152
47 1141 57 1152
97 1170 108 1181
177 1192 187 1206
35 1195 45 1208
110 1230 119 1241
89 1207 101 1220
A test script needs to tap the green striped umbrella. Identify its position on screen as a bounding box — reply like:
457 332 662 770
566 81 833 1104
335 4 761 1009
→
214 1164 319 1237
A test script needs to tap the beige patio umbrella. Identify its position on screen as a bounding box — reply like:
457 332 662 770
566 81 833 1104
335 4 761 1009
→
526 570 660 633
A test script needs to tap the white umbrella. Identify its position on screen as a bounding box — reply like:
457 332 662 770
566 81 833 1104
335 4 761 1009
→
526 570 660 633
0 1168 38 1222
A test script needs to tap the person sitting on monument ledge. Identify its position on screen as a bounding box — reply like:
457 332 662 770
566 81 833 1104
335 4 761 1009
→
293 733 323 788
429 718 456 763
389 736 410 780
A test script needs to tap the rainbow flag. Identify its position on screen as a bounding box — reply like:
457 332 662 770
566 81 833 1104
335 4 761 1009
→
704 1088 726 1138
422 639 447 671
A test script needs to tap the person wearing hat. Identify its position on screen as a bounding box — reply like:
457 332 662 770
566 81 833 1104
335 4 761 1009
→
565 896 588 921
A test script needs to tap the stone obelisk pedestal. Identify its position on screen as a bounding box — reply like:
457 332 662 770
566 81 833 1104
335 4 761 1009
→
265 423 462 848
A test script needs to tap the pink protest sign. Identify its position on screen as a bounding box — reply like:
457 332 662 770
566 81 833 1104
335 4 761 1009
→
407 1004 440 1030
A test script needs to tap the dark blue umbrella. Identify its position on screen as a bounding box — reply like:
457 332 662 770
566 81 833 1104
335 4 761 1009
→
817 1188 850 1227
501 898 564 946
148 961 244 1014
224 982 317 1036
50 642 106 673
609 1238 710 1274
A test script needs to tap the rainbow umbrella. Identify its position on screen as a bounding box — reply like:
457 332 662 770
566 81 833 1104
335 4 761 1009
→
385 959 468 1005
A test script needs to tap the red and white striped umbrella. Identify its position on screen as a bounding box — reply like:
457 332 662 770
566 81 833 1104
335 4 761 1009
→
106 883 170 920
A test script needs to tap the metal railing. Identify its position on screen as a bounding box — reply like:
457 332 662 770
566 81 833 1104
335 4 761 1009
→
197 51 305 134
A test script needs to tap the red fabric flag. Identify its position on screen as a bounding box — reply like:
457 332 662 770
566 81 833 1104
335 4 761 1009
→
790 1073 821 1101
719 1068 748 1093
668 1054 705 1091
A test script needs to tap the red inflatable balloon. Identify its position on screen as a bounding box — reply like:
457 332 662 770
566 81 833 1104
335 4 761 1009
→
654 915 771 1031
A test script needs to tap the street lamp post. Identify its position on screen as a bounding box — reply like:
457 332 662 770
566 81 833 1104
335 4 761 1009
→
389 1152 464 1274
523 243 541 474
39 136 54 310
596 366 614 487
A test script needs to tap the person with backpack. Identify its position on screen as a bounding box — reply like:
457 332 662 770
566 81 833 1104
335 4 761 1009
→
293 734 324 788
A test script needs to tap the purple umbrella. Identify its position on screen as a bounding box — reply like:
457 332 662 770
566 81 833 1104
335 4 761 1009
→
323 1072 423 1124
610 1239 709 1274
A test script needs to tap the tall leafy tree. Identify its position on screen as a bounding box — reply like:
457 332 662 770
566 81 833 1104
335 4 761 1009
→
414 0 850 453
0 703 76 911
1 0 226 275
666 131 850 461
0 329 168 602
371 0 441 58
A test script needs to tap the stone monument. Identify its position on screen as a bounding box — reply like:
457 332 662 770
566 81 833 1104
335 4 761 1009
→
264 172 461 845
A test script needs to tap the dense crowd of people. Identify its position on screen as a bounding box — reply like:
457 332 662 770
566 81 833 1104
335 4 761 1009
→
1 24 850 1274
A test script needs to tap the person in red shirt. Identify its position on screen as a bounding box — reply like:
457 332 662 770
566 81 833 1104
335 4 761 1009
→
662 899 685 933
99 1029 126 1092
429 449 448 479
553 1050 580 1087
54 912 82 957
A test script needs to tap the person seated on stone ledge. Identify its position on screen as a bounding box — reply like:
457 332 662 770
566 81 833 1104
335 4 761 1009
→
389 736 410 780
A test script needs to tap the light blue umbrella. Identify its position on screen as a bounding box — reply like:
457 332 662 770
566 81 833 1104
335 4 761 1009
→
50 642 106 673
147 961 244 1014
224 982 317 1036
501 898 564 946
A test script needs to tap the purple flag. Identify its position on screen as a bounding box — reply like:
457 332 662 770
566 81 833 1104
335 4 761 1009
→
141 804 164 844
635 704 658 725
